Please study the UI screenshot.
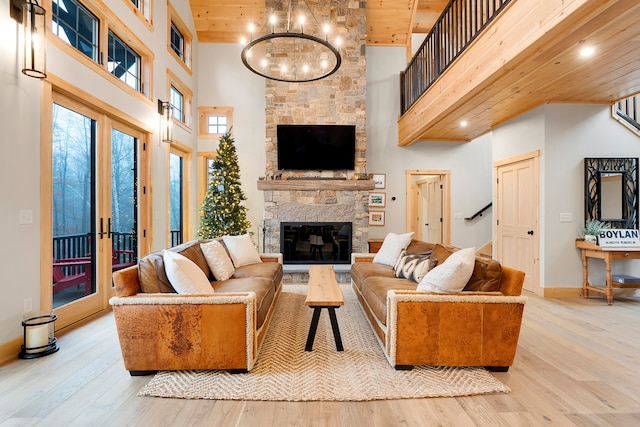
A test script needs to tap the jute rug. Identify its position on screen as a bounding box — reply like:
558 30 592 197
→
138 285 510 401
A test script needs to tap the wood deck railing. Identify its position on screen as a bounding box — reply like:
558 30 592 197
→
400 0 513 115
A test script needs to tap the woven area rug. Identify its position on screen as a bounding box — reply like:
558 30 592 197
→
138 284 510 401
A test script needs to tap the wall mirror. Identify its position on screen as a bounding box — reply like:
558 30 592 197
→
584 158 638 229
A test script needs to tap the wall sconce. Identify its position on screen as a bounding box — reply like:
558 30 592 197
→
11 0 47 79
158 100 173 143
18 313 59 359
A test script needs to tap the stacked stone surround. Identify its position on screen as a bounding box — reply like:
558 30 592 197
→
259 0 369 257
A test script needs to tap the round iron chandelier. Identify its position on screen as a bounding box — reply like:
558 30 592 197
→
240 0 342 83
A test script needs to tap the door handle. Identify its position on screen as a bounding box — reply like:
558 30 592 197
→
527 230 534 235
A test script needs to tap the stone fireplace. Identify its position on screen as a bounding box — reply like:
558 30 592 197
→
258 0 368 266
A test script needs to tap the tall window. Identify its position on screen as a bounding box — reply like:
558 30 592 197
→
108 31 141 92
51 0 99 61
170 85 184 123
170 23 184 61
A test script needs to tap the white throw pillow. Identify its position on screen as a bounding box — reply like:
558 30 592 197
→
222 234 263 267
163 250 215 294
416 247 476 294
200 240 235 281
372 232 414 267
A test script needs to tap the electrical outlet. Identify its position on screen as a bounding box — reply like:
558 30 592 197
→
24 297 33 314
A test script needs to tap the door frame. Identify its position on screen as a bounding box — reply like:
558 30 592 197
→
42 77 152 329
405 170 451 244
493 150 541 295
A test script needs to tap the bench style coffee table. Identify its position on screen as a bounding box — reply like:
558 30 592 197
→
304 265 344 351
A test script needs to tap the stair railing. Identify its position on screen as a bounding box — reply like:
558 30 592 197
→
613 95 640 135
400 0 513 115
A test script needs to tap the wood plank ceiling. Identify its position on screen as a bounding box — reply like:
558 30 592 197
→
189 0 640 144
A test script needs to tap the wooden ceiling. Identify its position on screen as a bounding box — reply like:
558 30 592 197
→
189 0 446 45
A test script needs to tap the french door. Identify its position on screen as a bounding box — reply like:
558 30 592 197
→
50 92 144 327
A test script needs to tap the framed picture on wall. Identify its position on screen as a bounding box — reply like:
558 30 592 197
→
369 211 385 226
372 174 386 189
368 192 386 208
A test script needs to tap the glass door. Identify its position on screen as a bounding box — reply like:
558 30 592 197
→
50 94 142 325
169 151 184 246
52 103 97 309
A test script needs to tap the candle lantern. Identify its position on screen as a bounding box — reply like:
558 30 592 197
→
18 314 59 359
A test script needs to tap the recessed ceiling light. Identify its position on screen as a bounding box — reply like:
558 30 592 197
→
460 121 468 127
580 46 595 57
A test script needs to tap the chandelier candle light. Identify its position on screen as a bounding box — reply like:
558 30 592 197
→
241 0 342 83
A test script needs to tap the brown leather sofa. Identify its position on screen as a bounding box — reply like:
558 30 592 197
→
110 239 283 375
350 240 526 371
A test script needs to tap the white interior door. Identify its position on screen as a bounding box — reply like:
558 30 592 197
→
425 176 443 243
494 152 540 294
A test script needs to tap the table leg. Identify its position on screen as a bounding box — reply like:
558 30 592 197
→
305 307 322 351
327 307 344 351
581 251 589 299
605 255 614 305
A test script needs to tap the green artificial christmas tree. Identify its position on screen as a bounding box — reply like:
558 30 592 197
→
198 131 251 238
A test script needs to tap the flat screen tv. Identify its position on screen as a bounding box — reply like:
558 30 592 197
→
277 124 356 170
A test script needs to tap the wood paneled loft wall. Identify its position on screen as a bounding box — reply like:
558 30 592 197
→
398 0 640 145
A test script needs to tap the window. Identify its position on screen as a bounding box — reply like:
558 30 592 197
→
167 3 192 73
108 31 141 92
199 107 233 139
51 0 99 61
170 23 184 61
170 85 184 123
126 0 152 24
167 69 193 130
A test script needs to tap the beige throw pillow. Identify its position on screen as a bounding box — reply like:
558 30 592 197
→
372 232 414 267
163 250 215 294
200 240 235 281
416 247 476 293
222 234 263 267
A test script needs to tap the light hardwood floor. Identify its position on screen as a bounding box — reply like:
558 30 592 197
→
1 291 639 427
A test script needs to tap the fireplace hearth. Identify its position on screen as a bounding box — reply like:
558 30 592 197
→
280 222 352 264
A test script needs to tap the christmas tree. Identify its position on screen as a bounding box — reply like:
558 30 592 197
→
198 131 251 238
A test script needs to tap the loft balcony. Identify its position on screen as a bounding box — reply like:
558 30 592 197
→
398 0 640 145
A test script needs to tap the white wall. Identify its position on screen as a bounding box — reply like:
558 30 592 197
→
366 46 494 249
196 43 267 248
0 0 199 346
494 103 640 288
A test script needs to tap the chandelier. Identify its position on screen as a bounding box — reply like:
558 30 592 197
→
240 0 342 83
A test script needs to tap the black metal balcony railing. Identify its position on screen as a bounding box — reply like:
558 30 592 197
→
400 0 513 115
53 232 137 276
614 95 640 132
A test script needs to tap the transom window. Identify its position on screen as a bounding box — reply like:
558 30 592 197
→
170 23 184 61
108 31 141 92
51 0 99 61
170 85 184 123
199 107 233 138
208 116 227 135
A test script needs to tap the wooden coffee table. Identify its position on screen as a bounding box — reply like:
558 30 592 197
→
304 265 344 351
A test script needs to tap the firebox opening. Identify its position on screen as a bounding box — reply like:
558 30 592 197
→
280 222 352 265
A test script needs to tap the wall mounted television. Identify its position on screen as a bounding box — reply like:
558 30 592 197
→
277 124 356 170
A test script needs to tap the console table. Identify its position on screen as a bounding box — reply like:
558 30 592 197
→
575 239 640 305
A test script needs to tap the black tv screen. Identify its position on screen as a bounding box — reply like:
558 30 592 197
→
277 124 356 170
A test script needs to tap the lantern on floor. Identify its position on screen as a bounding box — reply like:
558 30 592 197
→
19 313 59 359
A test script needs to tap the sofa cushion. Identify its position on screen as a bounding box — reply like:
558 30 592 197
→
201 240 235 281
394 250 435 282
416 247 476 293
163 250 215 294
213 277 275 329
138 240 212 293
372 232 414 267
353 275 416 326
430 244 503 292
351 260 397 285
406 240 435 255
233 261 283 293
222 234 263 267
